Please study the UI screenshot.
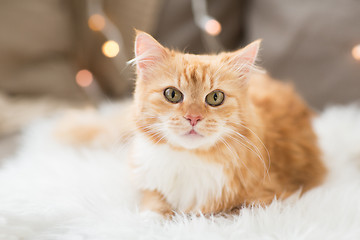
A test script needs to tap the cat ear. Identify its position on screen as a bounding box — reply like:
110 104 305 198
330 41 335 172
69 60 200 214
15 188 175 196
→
226 39 261 76
133 30 168 75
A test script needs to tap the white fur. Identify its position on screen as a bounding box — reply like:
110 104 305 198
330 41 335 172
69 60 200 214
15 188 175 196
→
0 104 360 239
159 112 226 150
165 122 224 150
132 133 227 211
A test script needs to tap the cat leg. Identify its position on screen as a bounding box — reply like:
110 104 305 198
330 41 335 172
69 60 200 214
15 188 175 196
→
140 189 173 218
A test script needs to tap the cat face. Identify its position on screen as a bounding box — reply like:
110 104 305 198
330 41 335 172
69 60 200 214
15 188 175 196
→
133 31 260 150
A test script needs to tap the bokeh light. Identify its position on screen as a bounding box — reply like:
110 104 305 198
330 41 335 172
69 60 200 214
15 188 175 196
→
102 40 120 58
204 19 222 36
88 14 105 31
76 69 93 87
352 44 360 61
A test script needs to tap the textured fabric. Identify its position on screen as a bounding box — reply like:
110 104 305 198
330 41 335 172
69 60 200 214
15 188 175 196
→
0 104 360 238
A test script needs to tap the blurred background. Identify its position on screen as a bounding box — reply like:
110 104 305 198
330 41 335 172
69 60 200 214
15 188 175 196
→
0 0 359 158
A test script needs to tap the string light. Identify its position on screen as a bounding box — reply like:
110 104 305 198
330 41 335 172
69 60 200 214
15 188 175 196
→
191 0 222 37
204 18 222 36
76 69 93 87
352 44 360 61
102 40 120 58
88 14 106 31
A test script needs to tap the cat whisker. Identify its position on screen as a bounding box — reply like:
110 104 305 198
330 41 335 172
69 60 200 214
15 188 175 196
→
219 137 252 193
218 137 245 180
114 119 166 152
154 133 169 145
224 132 263 163
221 134 260 181
223 126 270 181
137 123 167 142
227 120 271 176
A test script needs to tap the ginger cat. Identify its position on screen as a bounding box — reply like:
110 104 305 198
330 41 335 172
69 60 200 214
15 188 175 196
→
55 31 326 216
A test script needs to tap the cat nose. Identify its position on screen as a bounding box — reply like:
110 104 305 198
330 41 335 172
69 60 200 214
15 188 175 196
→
184 114 203 126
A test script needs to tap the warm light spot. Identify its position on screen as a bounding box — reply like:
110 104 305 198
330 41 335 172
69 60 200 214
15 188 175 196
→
205 19 222 36
352 44 360 61
88 14 105 31
76 69 93 87
102 40 120 58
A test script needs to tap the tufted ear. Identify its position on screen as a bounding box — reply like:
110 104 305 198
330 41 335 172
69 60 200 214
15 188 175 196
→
133 30 168 77
226 39 261 76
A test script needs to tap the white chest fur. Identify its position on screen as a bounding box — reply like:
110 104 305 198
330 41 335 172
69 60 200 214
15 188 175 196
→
131 134 227 212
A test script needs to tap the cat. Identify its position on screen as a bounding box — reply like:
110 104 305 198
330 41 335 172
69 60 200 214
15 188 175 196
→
55 30 327 217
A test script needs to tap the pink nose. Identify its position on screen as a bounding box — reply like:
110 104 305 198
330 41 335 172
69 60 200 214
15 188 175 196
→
184 114 203 126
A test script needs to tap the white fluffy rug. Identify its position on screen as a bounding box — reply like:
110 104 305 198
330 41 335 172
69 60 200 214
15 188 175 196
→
1 104 360 240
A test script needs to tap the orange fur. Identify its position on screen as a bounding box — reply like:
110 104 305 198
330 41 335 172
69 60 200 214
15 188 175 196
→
132 32 326 215
54 31 327 216
141 190 173 216
54 103 134 147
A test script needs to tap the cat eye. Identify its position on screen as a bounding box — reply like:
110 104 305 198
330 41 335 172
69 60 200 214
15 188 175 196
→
164 87 183 103
205 90 225 107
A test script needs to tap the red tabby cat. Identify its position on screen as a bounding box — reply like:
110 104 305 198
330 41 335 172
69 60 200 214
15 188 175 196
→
56 31 327 216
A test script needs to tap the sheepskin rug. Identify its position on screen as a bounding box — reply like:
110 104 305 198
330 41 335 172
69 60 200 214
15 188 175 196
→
0 104 360 240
